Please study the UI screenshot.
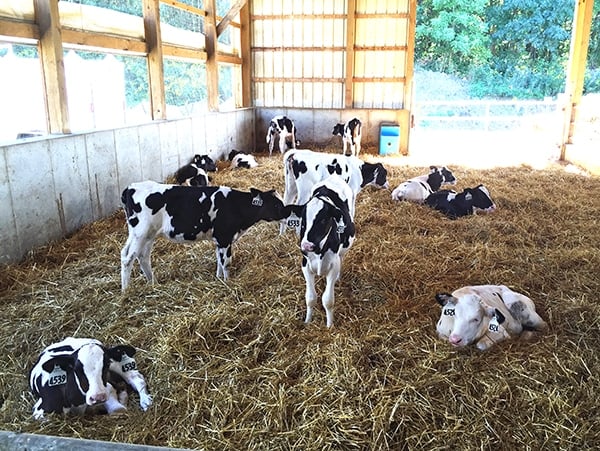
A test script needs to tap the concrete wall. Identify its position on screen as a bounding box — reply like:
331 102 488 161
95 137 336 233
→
254 108 404 154
0 108 254 264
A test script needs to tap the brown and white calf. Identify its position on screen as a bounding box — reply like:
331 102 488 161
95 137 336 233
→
435 285 548 350
284 175 356 328
332 117 362 157
29 337 152 419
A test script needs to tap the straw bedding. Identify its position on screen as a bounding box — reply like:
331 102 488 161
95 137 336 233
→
1 148 599 450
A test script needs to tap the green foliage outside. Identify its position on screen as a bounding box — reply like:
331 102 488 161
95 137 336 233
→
416 0 600 99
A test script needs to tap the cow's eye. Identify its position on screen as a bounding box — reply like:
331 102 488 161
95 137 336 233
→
471 318 480 323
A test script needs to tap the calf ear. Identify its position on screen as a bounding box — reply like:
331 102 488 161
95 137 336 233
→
106 344 136 361
41 355 74 373
435 293 456 306
493 308 506 324
283 204 304 218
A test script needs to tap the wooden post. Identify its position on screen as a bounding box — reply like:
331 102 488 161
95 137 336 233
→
143 0 166 120
401 0 417 155
560 0 595 160
240 2 252 107
344 0 356 108
34 0 70 134
205 0 219 112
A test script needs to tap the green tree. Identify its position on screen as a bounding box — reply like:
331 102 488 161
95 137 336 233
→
474 0 574 98
416 0 491 75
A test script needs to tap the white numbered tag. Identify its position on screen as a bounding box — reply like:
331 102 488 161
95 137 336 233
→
121 354 137 373
287 213 301 229
443 308 455 316
336 219 346 234
252 195 263 207
488 315 500 332
48 365 67 387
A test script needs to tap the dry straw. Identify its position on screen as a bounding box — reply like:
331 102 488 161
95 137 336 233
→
1 148 599 450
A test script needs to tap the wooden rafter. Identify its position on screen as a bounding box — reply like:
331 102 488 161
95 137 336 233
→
217 0 246 37
143 0 166 120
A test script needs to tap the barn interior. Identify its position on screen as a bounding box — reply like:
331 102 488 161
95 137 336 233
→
1 1 599 450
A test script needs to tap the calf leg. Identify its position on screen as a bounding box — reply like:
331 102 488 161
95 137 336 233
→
121 236 155 291
342 138 348 156
322 262 341 328
104 383 127 415
355 137 361 157
302 261 318 324
216 245 232 280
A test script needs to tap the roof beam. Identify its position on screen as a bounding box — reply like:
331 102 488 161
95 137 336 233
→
217 0 246 37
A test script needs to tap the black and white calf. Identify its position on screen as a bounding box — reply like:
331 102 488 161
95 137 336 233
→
29 337 152 419
425 184 496 219
391 166 456 203
332 117 362 156
285 175 356 328
282 149 388 227
266 115 300 156
121 181 287 289
175 154 218 187
228 149 258 169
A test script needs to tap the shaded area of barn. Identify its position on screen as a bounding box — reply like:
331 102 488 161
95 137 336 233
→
1 152 599 450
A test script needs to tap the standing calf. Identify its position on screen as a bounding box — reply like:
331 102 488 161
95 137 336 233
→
121 181 287 289
266 115 299 156
285 175 356 327
29 337 152 419
333 117 362 156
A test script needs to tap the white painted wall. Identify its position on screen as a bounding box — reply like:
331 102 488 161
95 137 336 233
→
0 109 255 264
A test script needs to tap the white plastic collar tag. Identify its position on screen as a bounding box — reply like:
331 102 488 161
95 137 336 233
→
287 213 301 228
48 365 67 387
488 315 500 332
443 308 455 316
252 195 263 207
336 218 346 234
121 354 138 373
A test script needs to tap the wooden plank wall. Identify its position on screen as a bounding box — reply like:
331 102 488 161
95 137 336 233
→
250 0 411 110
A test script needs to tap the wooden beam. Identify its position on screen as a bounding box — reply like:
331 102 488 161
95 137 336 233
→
160 0 206 17
61 29 146 54
143 0 166 120
560 0 595 160
204 0 219 112
0 18 39 41
240 2 252 107
34 0 70 134
402 0 417 156
217 0 246 37
345 0 356 108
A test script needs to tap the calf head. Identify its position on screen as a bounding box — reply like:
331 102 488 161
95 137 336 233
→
192 154 217 172
440 166 457 185
332 123 345 136
38 343 110 407
435 293 501 348
250 188 287 221
360 162 389 189
466 185 496 213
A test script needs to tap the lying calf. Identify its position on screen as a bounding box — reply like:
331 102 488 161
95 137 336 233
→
425 184 496 218
175 154 217 186
391 166 456 203
228 149 258 169
29 337 152 419
435 285 548 350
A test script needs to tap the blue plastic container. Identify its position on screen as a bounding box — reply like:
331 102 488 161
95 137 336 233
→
379 124 400 155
